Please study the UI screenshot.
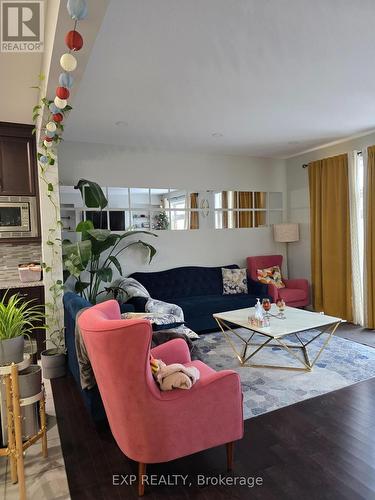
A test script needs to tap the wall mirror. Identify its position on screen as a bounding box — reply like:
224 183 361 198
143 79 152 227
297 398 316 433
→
59 186 283 234
269 191 283 210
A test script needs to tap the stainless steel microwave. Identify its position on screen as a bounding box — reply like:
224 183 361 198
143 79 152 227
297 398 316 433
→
0 196 38 238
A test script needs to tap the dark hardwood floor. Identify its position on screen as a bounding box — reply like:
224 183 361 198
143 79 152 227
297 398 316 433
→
51 374 375 500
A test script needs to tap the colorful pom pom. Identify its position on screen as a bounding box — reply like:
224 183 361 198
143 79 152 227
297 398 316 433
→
46 121 57 132
49 103 61 114
59 72 73 89
56 87 70 99
67 0 88 21
60 53 77 72
52 113 63 122
54 96 67 109
65 30 83 51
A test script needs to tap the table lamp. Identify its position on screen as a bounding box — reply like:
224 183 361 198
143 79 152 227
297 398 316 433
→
273 223 300 277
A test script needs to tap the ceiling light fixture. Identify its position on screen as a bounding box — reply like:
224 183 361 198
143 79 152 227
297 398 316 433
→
212 132 223 138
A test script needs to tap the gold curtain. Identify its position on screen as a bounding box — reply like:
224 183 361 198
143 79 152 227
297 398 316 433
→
254 192 266 227
308 153 352 320
232 191 238 228
222 191 228 228
365 146 375 327
238 191 253 228
189 193 199 229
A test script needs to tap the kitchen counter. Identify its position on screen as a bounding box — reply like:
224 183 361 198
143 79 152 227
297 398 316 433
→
0 280 44 290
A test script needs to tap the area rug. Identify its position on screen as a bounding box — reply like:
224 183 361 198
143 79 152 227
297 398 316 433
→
194 329 375 420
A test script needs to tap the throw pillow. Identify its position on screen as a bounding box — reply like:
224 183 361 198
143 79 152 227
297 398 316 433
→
257 265 285 288
222 268 248 295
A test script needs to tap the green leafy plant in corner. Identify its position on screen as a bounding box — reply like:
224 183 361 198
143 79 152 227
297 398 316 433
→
0 293 46 340
62 179 157 304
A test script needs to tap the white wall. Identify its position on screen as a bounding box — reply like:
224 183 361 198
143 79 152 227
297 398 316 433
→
286 131 375 282
59 141 287 276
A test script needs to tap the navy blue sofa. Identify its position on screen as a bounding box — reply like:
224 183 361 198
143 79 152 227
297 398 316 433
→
130 264 269 331
63 291 135 422
63 264 268 421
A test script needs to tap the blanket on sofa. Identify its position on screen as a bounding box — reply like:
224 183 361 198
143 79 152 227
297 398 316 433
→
75 296 198 390
145 298 199 340
110 277 150 301
111 279 200 340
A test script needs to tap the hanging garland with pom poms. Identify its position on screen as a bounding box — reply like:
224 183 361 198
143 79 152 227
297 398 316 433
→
32 0 88 351
34 0 87 164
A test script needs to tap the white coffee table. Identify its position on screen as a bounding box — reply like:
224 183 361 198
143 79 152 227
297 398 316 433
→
213 305 343 371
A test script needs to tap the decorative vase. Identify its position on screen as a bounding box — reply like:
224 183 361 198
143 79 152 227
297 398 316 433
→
0 336 24 366
41 349 66 379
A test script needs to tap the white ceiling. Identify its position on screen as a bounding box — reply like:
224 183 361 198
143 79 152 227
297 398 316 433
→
64 0 375 158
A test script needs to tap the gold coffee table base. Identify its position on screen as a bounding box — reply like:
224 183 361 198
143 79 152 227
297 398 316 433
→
215 318 342 372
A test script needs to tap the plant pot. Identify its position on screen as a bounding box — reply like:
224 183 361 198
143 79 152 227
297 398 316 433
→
19 365 42 397
41 349 66 379
0 364 42 445
0 336 24 366
19 365 42 440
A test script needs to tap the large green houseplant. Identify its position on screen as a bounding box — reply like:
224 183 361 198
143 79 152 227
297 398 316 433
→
0 293 45 366
62 179 157 304
42 180 156 379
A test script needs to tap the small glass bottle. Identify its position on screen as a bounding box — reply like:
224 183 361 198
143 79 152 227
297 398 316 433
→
254 298 264 327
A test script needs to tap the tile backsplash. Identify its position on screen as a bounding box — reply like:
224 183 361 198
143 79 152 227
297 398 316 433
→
0 243 42 281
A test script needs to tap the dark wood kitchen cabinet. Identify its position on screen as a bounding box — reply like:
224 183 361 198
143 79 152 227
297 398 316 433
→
0 122 38 196
0 285 45 359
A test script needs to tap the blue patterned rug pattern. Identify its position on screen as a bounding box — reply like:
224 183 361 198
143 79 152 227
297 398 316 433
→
195 329 375 420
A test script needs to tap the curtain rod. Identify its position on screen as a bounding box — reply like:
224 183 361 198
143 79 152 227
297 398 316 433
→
302 150 363 168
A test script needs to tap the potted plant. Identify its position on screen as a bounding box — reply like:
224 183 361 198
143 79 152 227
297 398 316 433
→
62 179 157 304
0 293 45 366
1 364 44 444
41 327 66 379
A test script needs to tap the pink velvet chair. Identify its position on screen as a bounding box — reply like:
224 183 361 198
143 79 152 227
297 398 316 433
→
78 300 243 496
247 255 309 307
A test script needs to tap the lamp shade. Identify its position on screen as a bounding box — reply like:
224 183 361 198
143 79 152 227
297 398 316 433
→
273 223 299 243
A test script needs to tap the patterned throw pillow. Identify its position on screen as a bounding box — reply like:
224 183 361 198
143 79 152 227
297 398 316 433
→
222 268 248 295
257 266 285 288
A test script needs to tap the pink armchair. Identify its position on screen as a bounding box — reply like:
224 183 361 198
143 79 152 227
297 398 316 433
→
78 300 243 496
247 255 309 308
